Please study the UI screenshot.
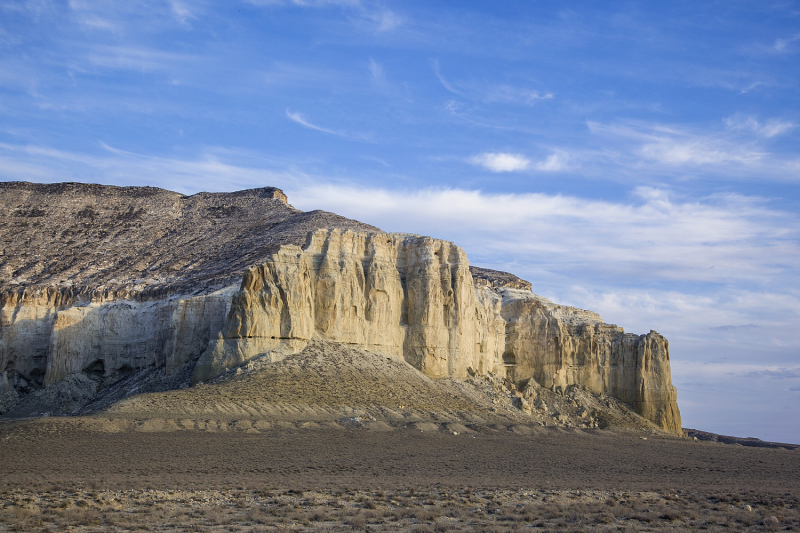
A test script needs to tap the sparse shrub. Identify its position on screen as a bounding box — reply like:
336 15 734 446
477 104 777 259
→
310 509 329 522
246 507 265 523
346 514 366 528
412 508 441 521
362 498 377 509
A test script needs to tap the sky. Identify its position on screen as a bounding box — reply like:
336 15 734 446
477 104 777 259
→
1 0 799 443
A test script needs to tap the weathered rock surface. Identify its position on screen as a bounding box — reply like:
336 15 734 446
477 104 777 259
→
0 182 682 435
193 228 682 434
0 181 378 294
194 229 503 382
0 181 378 410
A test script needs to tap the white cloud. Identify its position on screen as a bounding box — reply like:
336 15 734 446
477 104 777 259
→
86 46 194 72
725 114 796 138
284 109 371 141
483 85 554 105
373 8 401 32
368 58 383 82
774 32 800 52
534 152 567 171
589 121 777 172
739 81 763 94
168 0 194 24
469 152 530 172
75 14 119 32
285 109 341 136
639 138 764 166
468 151 566 173
431 59 462 96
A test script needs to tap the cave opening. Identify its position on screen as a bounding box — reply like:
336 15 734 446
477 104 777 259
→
84 359 105 380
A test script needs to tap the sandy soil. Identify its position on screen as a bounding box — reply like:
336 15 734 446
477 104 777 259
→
0 342 797 531
0 420 798 532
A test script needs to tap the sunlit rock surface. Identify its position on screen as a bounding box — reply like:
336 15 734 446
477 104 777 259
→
194 228 682 434
0 182 681 434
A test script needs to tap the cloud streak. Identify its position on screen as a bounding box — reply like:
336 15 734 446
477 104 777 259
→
585 120 800 182
774 32 800 52
285 109 342 135
469 152 530 172
725 114 796 138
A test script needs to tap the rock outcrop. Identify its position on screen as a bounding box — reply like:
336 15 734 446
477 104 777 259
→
193 228 682 434
0 181 378 411
0 182 682 434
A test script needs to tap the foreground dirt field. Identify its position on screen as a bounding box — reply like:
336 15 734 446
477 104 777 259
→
1 419 798 531
1 344 797 531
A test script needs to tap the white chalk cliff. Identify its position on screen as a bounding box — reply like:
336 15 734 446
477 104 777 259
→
193 229 682 434
0 183 681 434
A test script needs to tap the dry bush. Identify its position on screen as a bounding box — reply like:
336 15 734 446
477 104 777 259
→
310 508 330 522
413 508 442 521
345 513 366 528
246 507 266 523
362 498 378 509
0 507 33 523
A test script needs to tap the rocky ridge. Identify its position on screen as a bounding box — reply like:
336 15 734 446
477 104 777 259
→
0 182 682 435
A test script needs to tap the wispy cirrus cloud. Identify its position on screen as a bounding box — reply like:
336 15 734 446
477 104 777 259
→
86 45 195 72
468 151 568 172
432 61 553 106
371 8 401 32
774 32 800 52
724 114 796 138
285 109 353 138
469 152 530 172
167 0 195 25
483 85 554 105
534 152 568 171
431 59 463 96
286 109 340 135
284 110 373 141
368 58 384 83
743 367 800 380
244 0 399 33
584 120 800 181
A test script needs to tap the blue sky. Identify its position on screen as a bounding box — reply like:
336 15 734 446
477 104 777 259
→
2 0 799 442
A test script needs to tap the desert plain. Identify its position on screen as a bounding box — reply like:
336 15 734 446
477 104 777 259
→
1 342 798 532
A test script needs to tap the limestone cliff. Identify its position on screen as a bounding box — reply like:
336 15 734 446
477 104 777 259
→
0 182 681 435
193 229 682 434
193 230 504 382
0 181 378 408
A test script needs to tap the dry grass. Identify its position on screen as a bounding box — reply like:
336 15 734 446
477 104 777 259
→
0 487 796 532
0 410 797 532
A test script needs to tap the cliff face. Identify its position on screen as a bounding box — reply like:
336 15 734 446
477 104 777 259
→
0 287 234 390
193 230 503 382
499 291 681 434
193 229 682 434
0 183 681 434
